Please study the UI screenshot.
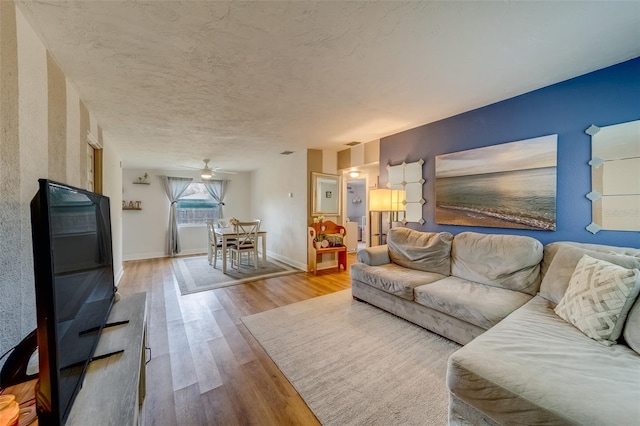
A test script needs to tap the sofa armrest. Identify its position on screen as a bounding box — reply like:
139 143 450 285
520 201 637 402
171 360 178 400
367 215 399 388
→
356 245 391 266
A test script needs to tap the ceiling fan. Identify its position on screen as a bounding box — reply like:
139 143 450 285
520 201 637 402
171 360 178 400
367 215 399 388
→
200 159 214 179
187 159 237 179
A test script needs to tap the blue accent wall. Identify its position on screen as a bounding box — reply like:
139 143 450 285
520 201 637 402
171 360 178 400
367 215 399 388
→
380 57 640 248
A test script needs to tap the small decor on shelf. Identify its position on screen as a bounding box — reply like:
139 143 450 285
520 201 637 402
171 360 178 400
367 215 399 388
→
122 200 142 210
133 173 150 185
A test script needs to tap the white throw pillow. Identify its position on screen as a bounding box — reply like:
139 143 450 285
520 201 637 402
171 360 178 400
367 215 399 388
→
554 254 640 346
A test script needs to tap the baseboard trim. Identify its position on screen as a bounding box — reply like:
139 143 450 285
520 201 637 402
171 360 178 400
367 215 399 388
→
267 251 306 271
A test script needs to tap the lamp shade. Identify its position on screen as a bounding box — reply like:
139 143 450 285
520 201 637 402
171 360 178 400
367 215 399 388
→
369 189 392 211
390 189 406 212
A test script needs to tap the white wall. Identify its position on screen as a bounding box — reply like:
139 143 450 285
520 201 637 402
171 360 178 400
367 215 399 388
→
103 147 124 283
0 3 122 361
250 151 308 269
122 169 251 260
15 5 47 337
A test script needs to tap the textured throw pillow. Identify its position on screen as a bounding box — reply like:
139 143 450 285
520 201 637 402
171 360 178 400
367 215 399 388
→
554 255 640 346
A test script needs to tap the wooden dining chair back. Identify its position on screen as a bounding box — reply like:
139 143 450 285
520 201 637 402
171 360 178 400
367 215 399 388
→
207 220 234 268
206 221 218 266
230 220 260 269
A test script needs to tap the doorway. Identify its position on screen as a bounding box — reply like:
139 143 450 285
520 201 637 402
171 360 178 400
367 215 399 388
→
346 179 366 250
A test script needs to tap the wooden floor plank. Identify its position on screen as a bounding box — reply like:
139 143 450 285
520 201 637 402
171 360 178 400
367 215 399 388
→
144 353 178 426
116 253 354 424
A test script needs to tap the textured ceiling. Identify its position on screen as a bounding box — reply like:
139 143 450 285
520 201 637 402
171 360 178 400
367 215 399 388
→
16 1 640 172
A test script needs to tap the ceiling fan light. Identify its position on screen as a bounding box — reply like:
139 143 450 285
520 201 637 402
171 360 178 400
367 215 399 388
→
200 158 214 179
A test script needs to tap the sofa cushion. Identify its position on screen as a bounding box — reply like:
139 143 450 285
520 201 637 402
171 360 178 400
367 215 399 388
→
541 241 640 280
447 296 640 425
624 295 640 354
387 228 453 276
350 263 445 300
539 245 640 304
414 276 532 330
554 254 640 345
450 232 543 295
356 244 391 266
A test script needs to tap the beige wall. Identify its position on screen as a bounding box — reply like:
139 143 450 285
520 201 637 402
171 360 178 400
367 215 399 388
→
0 3 122 361
251 151 308 269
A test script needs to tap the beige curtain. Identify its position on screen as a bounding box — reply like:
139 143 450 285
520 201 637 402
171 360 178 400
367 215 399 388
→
159 176 192 256
203 179 229 217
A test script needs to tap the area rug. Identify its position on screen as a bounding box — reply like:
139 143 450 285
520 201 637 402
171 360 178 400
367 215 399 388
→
173 255 300 295
241 290 461 426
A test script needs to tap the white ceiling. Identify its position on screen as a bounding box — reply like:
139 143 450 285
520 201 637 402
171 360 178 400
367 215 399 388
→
16 1 640 172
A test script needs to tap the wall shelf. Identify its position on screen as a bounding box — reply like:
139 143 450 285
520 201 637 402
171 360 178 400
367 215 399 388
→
132 182 150 185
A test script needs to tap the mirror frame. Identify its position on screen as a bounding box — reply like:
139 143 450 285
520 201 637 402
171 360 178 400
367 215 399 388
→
311 172 341 216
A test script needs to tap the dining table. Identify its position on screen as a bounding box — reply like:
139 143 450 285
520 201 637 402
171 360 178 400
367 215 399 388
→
214 227 267 274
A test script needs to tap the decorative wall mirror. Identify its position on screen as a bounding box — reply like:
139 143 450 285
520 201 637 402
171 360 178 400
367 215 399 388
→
312 172 341 216
585 120 640 233
387 159 426 224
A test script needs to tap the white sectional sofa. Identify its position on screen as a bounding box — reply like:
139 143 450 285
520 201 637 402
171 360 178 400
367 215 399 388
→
351 228 640 425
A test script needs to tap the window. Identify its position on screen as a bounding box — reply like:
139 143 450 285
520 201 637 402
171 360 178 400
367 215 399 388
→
176 182 220 225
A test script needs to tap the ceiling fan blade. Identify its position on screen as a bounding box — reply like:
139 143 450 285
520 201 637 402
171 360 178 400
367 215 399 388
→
213 168 237 174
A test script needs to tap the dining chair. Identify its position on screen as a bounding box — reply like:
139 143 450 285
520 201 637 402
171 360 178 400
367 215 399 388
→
206 220 231 268
229 220 260 269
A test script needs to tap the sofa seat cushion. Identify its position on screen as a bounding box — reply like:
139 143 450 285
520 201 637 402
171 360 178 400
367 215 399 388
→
451 232 543 295
414 276 532 330
447 296 640 425
350 263 445 300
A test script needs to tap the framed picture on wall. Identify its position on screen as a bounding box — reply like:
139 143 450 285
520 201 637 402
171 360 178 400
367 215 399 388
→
435 135 558 231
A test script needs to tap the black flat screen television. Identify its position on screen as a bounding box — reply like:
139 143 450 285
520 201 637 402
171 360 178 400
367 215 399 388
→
30 179 115 425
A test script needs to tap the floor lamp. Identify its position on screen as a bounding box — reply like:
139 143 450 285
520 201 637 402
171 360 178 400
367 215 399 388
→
368 189 406 246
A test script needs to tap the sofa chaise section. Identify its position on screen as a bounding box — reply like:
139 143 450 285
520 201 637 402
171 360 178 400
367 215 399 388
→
447 241 640 425
447 295 640 425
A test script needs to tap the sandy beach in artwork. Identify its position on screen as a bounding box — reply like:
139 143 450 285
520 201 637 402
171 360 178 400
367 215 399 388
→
436 206 551 230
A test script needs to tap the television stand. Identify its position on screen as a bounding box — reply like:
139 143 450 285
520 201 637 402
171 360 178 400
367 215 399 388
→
2 292 148 426
67 291 148 425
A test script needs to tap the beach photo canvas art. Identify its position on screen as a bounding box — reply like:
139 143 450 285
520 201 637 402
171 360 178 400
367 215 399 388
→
435 135 557 230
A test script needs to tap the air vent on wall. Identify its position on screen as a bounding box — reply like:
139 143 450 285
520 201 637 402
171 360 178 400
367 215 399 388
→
280 151 294 155
345 141 361 146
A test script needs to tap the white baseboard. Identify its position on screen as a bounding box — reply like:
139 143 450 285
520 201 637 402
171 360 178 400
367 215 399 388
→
123 252 166 261
114 266 125 286
123 249 208 262
123 250 307 273
268 251 307 271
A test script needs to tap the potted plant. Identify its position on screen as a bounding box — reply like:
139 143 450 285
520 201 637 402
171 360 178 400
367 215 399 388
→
137 172 149 184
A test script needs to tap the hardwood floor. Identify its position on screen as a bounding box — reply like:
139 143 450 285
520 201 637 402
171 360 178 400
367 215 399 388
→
117 254 354 425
